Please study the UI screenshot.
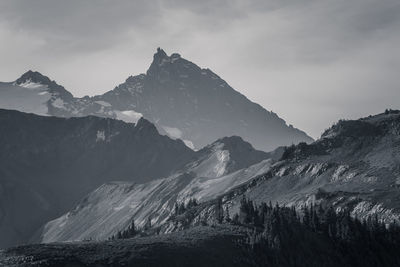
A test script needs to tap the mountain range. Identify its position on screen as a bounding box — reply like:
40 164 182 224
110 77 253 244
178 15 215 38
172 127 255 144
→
0 109 195 248
34 110 400 245
2 110 400 267
1 48 400 267
0 48 313 249
0 48 313 152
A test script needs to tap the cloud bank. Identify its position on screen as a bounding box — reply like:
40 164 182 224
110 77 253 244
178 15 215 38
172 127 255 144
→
0 0 399 138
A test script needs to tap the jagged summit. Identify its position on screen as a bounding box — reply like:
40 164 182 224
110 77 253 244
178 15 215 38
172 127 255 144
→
1 48 313 151
152 47 181 60
15 70 50 85
15 70 74 100
146 48 186 77
155 47 168 58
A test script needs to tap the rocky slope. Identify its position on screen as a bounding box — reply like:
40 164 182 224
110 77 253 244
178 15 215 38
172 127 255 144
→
36 136 273 243
0 109 195 248
159 110 400 232
2 111 400 266
0 48 313 151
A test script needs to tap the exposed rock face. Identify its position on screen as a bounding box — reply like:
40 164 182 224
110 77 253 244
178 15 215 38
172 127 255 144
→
160 111 400 231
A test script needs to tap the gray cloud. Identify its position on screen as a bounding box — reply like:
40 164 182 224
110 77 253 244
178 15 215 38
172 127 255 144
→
0 0 399 138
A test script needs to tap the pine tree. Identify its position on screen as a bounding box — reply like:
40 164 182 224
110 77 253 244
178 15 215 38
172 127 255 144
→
128 220 136 237
232 214 240 224
144 217 152 230
224 205 231 223
216 197 223 224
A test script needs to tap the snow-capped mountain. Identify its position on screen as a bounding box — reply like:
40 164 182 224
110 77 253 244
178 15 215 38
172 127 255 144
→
0 48 313 151
36 136 275 243
0 70 73 116
0 109 195 248
93 48 313 151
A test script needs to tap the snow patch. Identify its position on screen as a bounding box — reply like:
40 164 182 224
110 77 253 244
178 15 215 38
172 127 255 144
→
95 101 112 107
115 110 143 124
96 131 106 142
18 80 45 89
183 139 195 150
162 126 183 139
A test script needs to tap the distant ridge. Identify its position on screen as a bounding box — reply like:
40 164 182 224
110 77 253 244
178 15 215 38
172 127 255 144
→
0 48 313 151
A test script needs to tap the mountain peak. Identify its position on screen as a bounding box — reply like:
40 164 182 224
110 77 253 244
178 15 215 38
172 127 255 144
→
211 136 260 153
15 70 74 100
155 47 168 58
147 48 170 76
214 135 247 147
201 135 270 172
147 48 186 77
15 70 51 86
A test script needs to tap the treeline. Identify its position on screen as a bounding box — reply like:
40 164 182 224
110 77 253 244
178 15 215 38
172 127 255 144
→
109 220 137 240
235 197 400 242
109 217 152 240
231 197 400 267
174 198 198 216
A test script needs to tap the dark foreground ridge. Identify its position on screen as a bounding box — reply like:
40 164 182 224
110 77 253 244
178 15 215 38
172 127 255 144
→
0 109 195 248
2 200 400 267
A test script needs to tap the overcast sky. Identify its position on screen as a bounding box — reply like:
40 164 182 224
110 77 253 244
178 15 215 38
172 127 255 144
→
0 0 399 138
